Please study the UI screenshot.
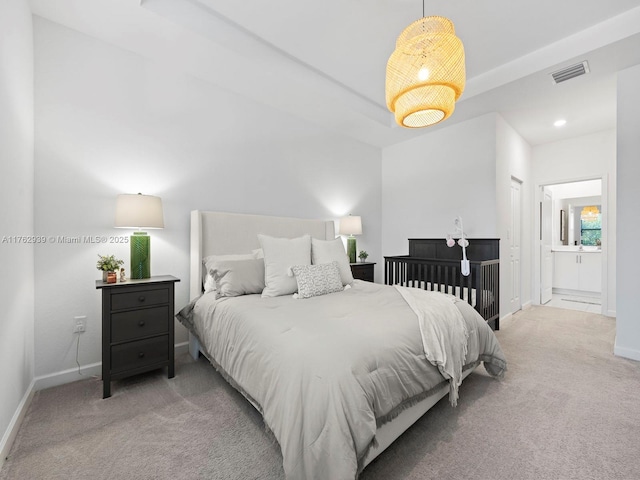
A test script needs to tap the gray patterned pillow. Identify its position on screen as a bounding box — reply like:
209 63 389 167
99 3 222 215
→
289 261 344 299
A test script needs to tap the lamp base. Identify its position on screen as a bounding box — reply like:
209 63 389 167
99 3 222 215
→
130 232 150 279
347 236 357 264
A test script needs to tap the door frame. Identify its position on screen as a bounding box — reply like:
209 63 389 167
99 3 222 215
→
532 174 608 315
510 176 523 313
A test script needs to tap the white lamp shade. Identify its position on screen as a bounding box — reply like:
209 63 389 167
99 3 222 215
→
338 215 362 236
114 193 164 229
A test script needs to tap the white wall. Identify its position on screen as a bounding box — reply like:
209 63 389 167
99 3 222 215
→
382 113 498 255
531 129 616 316
496 115 533 314
382 113 532 321
615 63 640 361
0 0 34 463
33 18 382 381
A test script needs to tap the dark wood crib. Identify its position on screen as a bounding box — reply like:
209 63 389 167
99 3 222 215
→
384 238 500 329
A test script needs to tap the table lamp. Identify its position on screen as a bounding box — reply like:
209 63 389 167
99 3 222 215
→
338 215 362 263
114 193 164 279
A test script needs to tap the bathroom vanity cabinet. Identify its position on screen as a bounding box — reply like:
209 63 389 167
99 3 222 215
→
553 250 601 293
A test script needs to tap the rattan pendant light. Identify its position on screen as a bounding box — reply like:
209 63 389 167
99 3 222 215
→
386 8 466 128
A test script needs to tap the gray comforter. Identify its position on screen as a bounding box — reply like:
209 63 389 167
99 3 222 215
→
178 280 506 480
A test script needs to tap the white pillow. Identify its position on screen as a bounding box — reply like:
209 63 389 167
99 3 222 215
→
203 274 216 294
203 252 258 293
258 234 311 297
311 237 354 286
289 262 344 299
209 258 265 298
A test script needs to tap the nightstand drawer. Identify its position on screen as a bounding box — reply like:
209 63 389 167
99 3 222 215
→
111 336 169 374
111 288 169 311
111 306 169 343
351 262 375 282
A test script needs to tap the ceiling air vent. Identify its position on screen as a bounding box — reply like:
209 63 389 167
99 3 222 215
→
551 61 590 84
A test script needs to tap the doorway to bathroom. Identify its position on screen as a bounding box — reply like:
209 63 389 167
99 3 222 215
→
538 178 606 314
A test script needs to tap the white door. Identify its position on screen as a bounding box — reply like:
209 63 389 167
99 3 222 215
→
540 187 553 304
510 178 522 313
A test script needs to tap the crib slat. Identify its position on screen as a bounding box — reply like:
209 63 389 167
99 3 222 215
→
384 253 500 327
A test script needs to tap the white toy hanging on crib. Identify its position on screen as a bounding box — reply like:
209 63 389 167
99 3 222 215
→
446 216 470 276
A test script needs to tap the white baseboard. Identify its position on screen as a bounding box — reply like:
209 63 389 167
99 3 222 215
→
522 300 532 310
33 362 102 391
0 379 35 471
175 341 189 356
33 343 190 392
614 343 640 362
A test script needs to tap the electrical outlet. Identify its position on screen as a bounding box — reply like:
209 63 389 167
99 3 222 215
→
73 316 87 334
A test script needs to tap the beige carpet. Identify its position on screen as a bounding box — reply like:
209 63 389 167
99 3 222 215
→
2 306 639 480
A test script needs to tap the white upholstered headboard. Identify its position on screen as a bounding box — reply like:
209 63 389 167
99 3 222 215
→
190 210 336 300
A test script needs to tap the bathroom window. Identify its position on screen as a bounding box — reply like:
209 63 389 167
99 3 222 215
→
581 215 601 246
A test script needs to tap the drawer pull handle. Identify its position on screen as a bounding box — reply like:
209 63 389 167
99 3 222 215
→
138 352 145 358
138 296 146 302
138 321 145 327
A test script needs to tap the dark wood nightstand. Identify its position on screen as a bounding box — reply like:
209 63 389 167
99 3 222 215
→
96 275 180 398
350 262 376 282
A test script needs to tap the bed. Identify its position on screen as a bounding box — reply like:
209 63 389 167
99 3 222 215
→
178 211 506 480
385 238 500 329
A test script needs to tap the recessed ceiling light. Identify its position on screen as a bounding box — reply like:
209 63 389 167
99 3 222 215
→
554 119 567 127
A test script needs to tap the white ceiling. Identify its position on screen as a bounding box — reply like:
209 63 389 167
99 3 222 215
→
30 0 640 148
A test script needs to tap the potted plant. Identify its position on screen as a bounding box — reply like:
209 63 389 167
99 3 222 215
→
97 254 124 282
358 250 369 263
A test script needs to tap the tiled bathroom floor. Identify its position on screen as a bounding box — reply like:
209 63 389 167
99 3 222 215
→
543 293 602 314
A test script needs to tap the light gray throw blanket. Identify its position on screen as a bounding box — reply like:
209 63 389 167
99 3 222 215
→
395 286 469 406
